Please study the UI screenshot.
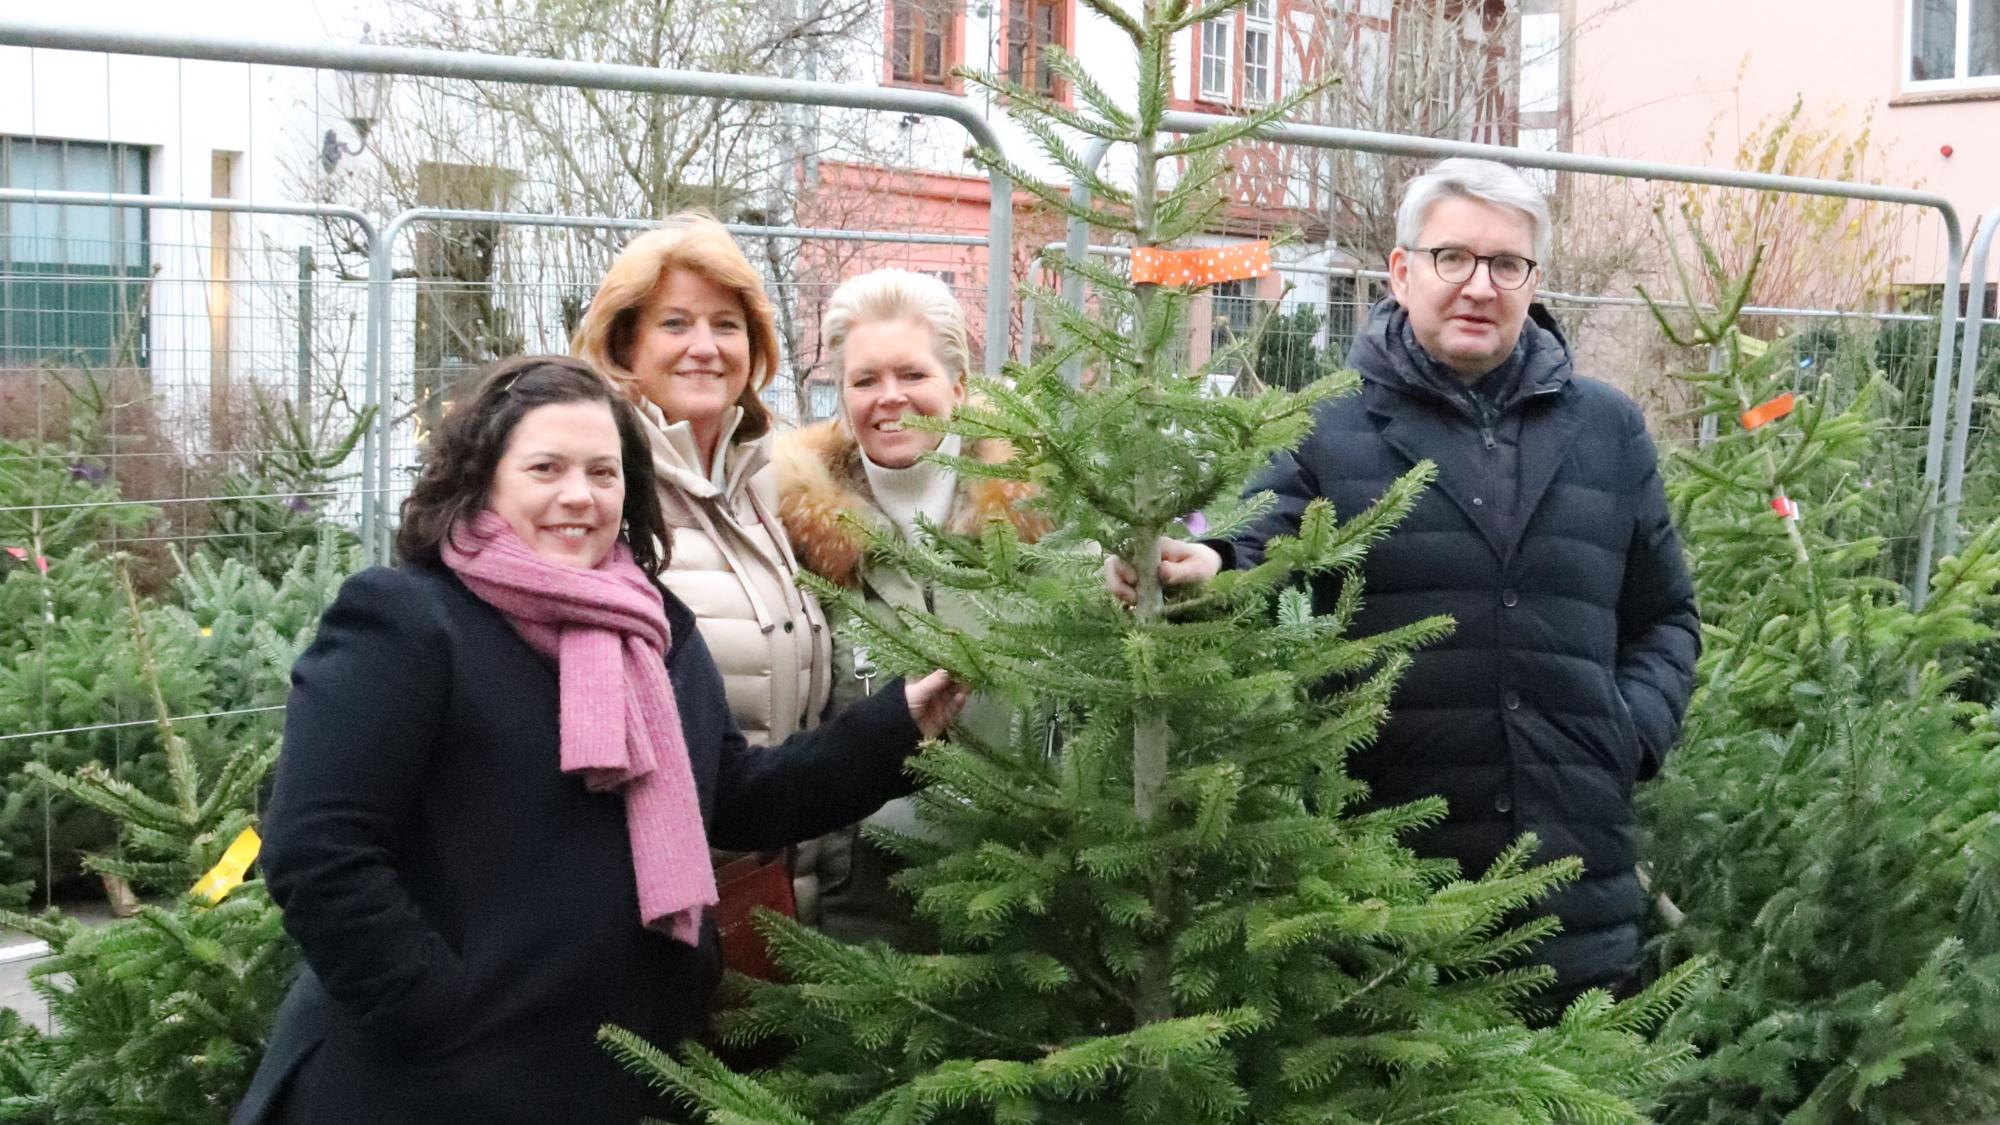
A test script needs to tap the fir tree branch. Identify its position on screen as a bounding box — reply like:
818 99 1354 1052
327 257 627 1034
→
959 65 1141 158
117 561 199 823
1165 0 1251 37
1032 246 1137 307
1045 47 1138 137
964 147 1141 234
1074 0 1145 43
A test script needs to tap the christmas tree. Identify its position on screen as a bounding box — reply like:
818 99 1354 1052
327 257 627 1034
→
0 535 354 1120
606 2 1700 1119
1638 216 2000 1123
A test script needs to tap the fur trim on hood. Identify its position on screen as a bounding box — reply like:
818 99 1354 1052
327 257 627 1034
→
773 418 1048 588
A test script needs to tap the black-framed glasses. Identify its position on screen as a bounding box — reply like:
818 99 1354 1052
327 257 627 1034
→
1409 246 1539 290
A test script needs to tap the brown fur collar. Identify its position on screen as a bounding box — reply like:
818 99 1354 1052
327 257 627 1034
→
772 418 1048 588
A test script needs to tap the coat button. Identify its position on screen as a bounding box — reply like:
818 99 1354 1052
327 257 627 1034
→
1495 792 1514 813
1502 589 1518 607
1472 497 1485 507
782 621 794 632
1504 691 1521 711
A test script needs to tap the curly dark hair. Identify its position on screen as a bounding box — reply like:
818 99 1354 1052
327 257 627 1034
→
395 355 668 574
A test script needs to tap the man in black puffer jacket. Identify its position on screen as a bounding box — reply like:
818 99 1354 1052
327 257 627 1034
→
1107 158 1699 1012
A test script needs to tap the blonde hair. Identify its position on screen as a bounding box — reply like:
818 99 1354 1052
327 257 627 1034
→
571 212 781 441
821 269 973 388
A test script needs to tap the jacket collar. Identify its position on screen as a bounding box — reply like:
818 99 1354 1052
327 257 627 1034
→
1351 296 1573 414
1350 297 1584 566
637 400 763 502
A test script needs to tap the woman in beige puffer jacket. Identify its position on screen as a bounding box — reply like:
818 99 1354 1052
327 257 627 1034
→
573 214 834 918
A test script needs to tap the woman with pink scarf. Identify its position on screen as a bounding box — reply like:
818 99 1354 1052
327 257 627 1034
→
234 356 965 1125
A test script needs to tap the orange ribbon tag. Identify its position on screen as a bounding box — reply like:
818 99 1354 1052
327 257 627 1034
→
3 547 48 574
1129 241 1272 287
1739 393 1795 431
1771 494 1800 521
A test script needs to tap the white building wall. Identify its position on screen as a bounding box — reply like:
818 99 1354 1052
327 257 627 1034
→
0 0 382 449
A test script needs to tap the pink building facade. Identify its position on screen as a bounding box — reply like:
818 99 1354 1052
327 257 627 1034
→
1566 0 2000 293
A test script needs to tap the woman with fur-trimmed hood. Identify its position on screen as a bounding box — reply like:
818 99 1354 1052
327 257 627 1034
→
775 268 1047 948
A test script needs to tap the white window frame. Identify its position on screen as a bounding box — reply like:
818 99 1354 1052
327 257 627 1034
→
889 0 957 87
1904 0 2000 91
1242 0 1274 105
1200 18 1234 101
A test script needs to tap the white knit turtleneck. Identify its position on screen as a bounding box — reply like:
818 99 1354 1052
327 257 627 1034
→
862 432 963 544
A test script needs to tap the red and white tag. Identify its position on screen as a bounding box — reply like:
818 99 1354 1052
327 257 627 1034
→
1770 494 1800 521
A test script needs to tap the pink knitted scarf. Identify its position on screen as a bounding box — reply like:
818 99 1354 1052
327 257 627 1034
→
441 510 714 945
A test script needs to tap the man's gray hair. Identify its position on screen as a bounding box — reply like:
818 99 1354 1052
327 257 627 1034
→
1395 158 1552 264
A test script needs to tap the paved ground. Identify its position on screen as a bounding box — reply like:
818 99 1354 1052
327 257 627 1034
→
1 948 51 1032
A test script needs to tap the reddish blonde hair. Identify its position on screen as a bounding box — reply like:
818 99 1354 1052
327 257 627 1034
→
571 212 781 441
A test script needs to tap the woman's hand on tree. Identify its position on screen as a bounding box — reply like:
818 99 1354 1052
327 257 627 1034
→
905 669 971 739
1100 537 1223 607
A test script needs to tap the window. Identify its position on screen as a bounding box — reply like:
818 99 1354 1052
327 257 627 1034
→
1199 2 1281 106
1893 281 2000 319
1243 0 1274 104
1908 0 2000 86
0 137 150 368
890 0 959 87
806 379 838 422
1326 274 1359 354
1200 18 1233 101
1211 277 1259 356
760 380 802 425
1006 0 1067 97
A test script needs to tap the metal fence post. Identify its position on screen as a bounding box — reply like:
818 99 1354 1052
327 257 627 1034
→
364 215 397 565
1058 138 1116 387
1934 206 2000 568
1699 345 1722 448
296 245 314 417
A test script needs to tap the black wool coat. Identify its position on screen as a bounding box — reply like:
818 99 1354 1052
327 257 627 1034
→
233 564 924 1125
1225 299 1700 1002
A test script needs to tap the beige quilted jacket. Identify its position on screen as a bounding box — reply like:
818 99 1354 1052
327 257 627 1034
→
640 403 835 918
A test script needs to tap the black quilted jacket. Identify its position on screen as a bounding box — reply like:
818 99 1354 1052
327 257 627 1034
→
1226 298 1700 1003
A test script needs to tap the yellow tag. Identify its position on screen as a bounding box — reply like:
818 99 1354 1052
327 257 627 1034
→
191 827 262 904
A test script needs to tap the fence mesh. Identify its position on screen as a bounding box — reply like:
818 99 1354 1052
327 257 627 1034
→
1 39 1998 985
0 51 1016 944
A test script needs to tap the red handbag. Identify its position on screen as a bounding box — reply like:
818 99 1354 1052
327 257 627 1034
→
712 851 796 981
